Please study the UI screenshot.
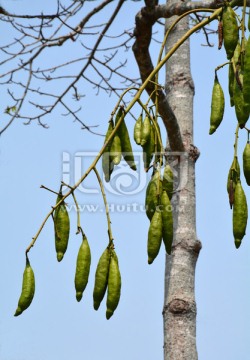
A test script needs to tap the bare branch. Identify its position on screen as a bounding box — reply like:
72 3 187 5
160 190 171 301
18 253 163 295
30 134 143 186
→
0 0 139 134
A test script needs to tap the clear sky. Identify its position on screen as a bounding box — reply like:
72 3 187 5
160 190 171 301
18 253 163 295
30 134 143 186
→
0 1 250 360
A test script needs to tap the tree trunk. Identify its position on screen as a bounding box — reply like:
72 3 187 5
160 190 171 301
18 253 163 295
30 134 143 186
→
163 2 202 359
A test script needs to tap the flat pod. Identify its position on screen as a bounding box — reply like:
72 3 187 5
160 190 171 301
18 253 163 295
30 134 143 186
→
228 63 235 107
145 170 162 221
227 156 240 208
74 234 91 302
147 209 163 264
233 73 250 128
140 116 151 146
233 42 241 65
243 142 250 185
14 258 35 316
233 181 248 248
93 247 110 310
153 121 162 164
243 36 250 112
161 191 173 255
162 164 174 200
54 192 70 262
115 107 137 171
142 125 155 171
106 251 121 319
102 120 114 182
209 75 225 135
222 5 239 60
134 113 142 145
110 134 122 165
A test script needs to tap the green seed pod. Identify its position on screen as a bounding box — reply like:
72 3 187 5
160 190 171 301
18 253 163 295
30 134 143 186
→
162 164 174 200
228 63 235 107
147 208 163 264
14 258 35 316
145 169 162 221
140 116 151 146
134 113 142 145
243 142 250 185
115 107 136 171
233 73 249 128
209 75 225 135
106 250 121 320
227 156 240 193
233 42 241 65
154 121 162 164
240 38 247 72
110 134 122 165
142 125 155 171
227 157 240 208
233 181 248 248
227 156 240 208
54 191 70 262
74 234 91 302
161 191 173 255
243 37 250 112
93 247 110 310
222 5 239 60
102 120 114 182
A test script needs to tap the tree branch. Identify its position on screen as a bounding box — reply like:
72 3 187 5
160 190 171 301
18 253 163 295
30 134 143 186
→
132 0 246 151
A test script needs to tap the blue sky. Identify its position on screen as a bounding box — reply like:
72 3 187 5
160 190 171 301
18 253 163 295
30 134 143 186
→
0 1 250 360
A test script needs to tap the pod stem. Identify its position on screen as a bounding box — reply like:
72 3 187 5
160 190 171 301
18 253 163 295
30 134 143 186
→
215 61 231 72
72 191 81 234
93 167 114 246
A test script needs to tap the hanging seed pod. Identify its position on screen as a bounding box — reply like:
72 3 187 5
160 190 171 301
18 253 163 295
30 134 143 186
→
93 247 110 310
147 208 163 264
222 5 239 60
74 233 91 302
14 257 35 316
162 164 174 200
233 72 250 128
110 134 122 165
233 42 241 65
243 142 250 185
243 36 250 112
140 116 151 146
233 181 248 248
240 38 247 72
154 121 162 164
228 63 235 106
54 191 70 262
142 125 155 171
134 113 143 145
227 156 240 208
161 191 173 255
218 19 223 50
106 250 121 320
145 169 162 221
102 120 114 182
115 107 136 171
209 74 225 135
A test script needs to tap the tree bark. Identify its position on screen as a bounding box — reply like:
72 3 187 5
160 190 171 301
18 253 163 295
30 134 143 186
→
163 1 202 359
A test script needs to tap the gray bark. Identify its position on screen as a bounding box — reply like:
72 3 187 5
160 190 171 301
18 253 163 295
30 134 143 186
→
163 1 201 359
